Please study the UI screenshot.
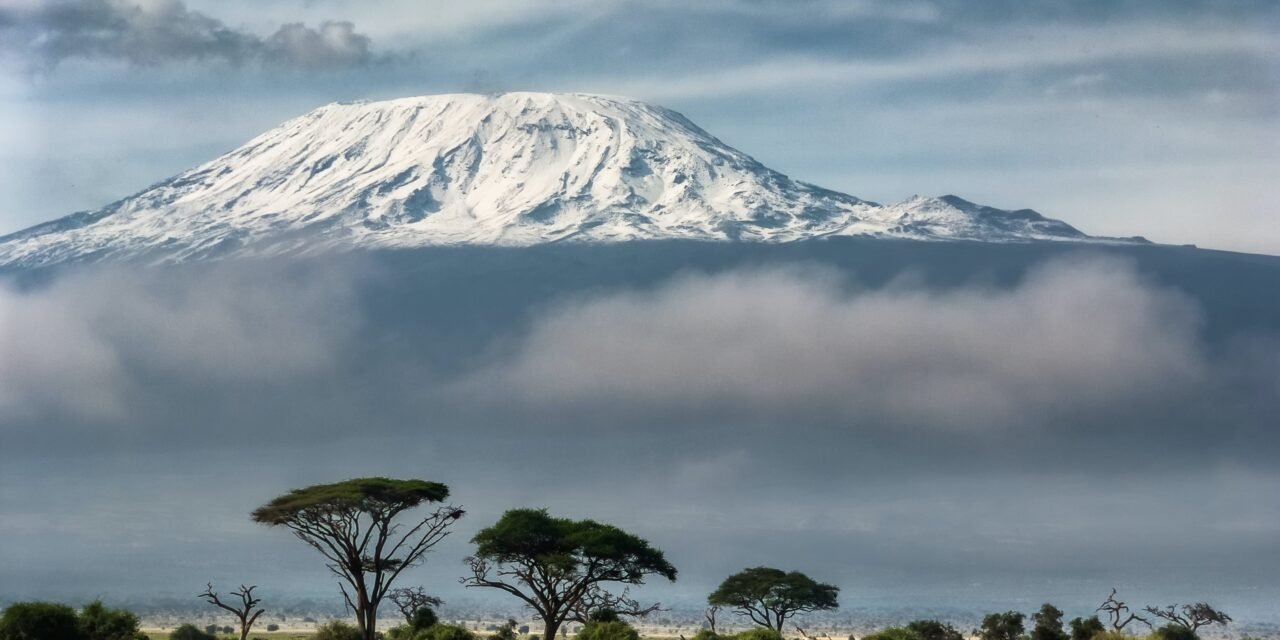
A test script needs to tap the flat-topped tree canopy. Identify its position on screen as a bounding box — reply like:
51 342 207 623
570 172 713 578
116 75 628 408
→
466 508 676 640
471 508 677 581
252 477 462 640
251 477 450 524
709 567 839 632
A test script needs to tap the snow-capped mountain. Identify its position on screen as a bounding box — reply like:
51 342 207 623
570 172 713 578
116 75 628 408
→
0 92 1139 267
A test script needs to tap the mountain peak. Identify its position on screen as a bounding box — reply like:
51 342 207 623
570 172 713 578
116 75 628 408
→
0 92 1136 268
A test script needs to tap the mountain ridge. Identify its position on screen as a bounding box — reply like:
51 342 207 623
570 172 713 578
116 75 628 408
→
0 92 1146 268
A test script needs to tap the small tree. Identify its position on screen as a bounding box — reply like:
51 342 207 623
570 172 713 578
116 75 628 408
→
977 612 1025 640
704 606 721 634
251 477 465 640
1144 604 1231 633
389 587 444 625
462 508 677 640
1097 589 1148 632
708 567 839 633
1069 617 1105 640
1032 604 1069 640
199 584 265 640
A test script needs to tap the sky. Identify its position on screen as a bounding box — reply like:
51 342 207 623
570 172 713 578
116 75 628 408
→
1 243 1278 621
0 0 1277 254
0 0 1279 627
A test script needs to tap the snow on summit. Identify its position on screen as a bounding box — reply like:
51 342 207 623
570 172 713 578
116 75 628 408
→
0 92 1132 267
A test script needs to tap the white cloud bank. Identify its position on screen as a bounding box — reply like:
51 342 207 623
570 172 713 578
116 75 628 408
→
466 257 1207 429
0 263 360 420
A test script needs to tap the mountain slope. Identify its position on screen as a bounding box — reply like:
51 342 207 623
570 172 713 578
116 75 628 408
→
0 92 1140 267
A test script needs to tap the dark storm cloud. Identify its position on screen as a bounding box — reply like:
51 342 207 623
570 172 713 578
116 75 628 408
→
0 0 380 71
460 257 1207 430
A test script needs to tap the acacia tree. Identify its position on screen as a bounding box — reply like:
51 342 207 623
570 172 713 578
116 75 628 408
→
461 508 677 640
251 477 464 640
1097 589 1149 632
388 586 444 624
707 567 839 633
1144 604 1232 632
198 584 264 640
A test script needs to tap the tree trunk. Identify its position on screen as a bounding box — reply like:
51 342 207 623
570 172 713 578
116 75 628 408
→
545 619 562 640
366 608 378 640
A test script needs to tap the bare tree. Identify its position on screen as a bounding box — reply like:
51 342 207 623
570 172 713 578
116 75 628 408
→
198 583 265 640
388 586 444 624
705 606 721 634
1097 589 1149 632
567 585 664 624
1144 604 1232 632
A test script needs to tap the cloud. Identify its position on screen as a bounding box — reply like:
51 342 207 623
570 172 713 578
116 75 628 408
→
0 0 380 71
462 256 1206 429
602 22 1277 100
0 261 362 420
263 20 372 70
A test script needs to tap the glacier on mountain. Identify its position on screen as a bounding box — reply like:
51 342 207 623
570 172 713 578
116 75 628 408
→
0 92 1142 267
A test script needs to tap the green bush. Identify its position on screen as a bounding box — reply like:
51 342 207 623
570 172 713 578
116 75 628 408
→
691 630 721 640
731 630 784 640
79 601 144 640
1153 626 1198 640
862 628 918 640
576 621 639 640
0 601 86 640
387 627 416 640
586 611 621 624
169 624 217 640
1068 618 1105 640
414 624 477 640
492 619 519 640
410 607 440 632
313 621 363 640
1088 631 1130 640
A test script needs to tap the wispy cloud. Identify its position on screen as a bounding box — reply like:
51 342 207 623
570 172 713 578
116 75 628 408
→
603 22 1277 100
